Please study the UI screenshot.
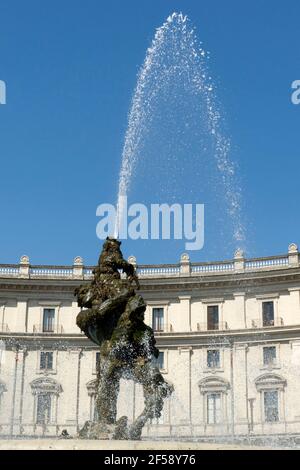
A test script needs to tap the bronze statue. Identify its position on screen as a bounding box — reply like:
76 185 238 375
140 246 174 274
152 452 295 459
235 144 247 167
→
75 237 173 439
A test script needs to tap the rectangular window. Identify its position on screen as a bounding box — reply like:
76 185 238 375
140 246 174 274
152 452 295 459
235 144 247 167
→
262 301 274 327
40 352 53 370
207 350 220 368
43 308 55 333
207 305 219 330
263 346 276 366
152 308 164 332
36 394 51 424
152 351 164 370
264 390 279 422
95 352 101 372
207 393 222 424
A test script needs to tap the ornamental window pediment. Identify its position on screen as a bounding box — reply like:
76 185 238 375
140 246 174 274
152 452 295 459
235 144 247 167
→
255 373 286 392
198 376 230 394
86 379 97 397
30 377 62 395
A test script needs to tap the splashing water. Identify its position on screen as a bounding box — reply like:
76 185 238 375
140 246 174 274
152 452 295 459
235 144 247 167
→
114 12 245 253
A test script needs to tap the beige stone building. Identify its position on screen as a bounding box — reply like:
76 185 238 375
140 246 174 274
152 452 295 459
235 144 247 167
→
1 244 300 441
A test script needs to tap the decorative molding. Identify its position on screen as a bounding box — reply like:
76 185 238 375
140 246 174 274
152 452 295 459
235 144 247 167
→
73 257 83 266
201 298 224 304
128 256 137 266
30 377 63 395
288 243 298 254
198 376 230 394
255 293 279 300
38 301 62 307
20 256 29 265
86 379 97 397
255 373 286 392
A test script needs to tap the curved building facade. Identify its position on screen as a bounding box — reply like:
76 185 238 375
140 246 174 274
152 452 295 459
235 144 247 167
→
1 245 300 440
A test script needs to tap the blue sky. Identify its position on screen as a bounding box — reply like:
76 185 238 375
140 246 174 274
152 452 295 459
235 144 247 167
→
0 1 299 265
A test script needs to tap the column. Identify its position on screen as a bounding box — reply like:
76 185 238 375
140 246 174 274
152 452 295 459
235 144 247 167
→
0 302 7 332
10 348 27 435
175 347 192 427
233 343 249 434
65 349 80 430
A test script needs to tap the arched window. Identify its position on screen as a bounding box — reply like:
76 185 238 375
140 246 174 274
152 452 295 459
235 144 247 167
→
255 373 286 423
199 377 230 425
30 377 62 425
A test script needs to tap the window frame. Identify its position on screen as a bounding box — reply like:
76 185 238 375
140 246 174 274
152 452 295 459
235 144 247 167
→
207 392 222 424
92 351 101 375
255 373 286 424
207 349 221 369
42 308 56 333
260 344 280 370
36 393 52 425
263 390 279 423
152 351 165 370
152 307 164 332
40 351 54 371
36 350 57 374
262 301 275 327
207 305 219 330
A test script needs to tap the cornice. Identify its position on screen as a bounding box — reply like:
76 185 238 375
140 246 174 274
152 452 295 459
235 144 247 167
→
1 267 300 295
2 325 300 350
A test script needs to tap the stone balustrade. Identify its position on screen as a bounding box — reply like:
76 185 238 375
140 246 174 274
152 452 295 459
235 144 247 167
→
250 317 284 328
32 324 64 334
0 244 298 280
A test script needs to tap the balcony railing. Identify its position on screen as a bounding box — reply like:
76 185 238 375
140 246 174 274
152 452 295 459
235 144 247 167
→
137 265 180 277
0 247 298 281
197 322 229 331
245 256 288 271
30 267 73 278
33 324 64 334
0 265 19 277
250 318 284 328
191 262 234 274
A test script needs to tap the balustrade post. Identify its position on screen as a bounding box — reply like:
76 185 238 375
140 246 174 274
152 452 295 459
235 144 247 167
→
180 253 190 276
73 256 83 279
128 255 137 269
19 255 30 279
288 243 299 267
234 249 245 272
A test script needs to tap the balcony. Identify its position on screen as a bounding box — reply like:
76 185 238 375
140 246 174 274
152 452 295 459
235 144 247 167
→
33 324 64 334
250 318 284 328
153 323 167 334
197 322 229 332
